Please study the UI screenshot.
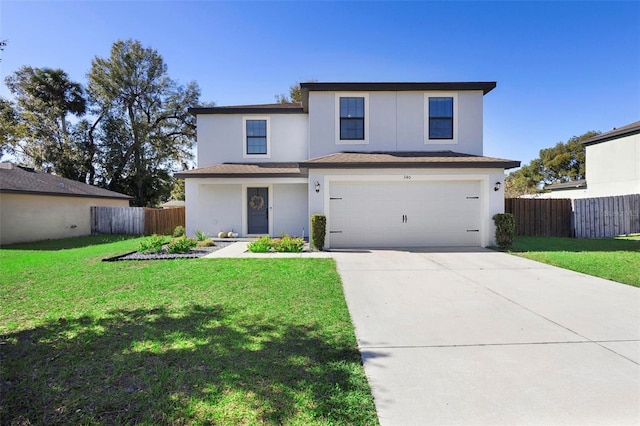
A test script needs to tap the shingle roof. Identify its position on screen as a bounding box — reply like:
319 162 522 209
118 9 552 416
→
300 151 520 169
189 103 304 115
0 163 132 199
174 162 307 178
299 82 496 94
545 179 588 191
580 120 640 146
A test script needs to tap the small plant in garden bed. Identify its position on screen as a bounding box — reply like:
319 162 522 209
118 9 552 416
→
172 225 186 237
247 236 273 253
247 235 305 253
167 236 197 254
138 234 166 254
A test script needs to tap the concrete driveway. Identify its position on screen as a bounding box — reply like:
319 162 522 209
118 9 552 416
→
331 247 640 425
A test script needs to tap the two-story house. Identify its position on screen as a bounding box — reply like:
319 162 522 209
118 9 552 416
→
177 82 520 248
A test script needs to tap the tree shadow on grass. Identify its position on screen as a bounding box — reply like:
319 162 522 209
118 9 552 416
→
1 305 380 425
508 236 640 253
1 234 139 251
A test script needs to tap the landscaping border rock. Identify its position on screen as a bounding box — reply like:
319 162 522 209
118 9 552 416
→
103 241 235 261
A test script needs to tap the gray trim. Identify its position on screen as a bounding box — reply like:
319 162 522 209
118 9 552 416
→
0 189 133 200
174 172 308 179
580 121 640 146
299 161 520 170
189 105 304 115
300 82 496 94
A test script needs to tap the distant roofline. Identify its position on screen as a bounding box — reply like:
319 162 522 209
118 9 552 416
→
580 120 640 146
545 179 587 191
189 81 497 114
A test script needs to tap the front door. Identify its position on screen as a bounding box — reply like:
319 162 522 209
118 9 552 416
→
247 187 269 234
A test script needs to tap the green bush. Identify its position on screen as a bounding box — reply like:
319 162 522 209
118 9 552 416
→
172 226 186 237
273 235 304 253
311 215 326 251
247 236 272 253
196 239 215 248
195 230 209 241
493 213 516 250
138 234 165 254
167 236 197 254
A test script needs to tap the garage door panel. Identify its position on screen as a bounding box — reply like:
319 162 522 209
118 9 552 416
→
329 181 481 248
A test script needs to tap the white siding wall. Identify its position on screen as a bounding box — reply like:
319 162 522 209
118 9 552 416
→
196 114 308 166
308 168 505 247
0 193 129 245
586 133 640 197
272 183 308 238
185 181 243 237
309 91 484 158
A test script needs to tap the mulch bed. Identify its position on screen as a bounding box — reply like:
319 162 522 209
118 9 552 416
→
103 241 235 261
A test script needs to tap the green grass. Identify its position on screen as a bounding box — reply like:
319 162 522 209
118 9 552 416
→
0 235 378 425
508 235 640 287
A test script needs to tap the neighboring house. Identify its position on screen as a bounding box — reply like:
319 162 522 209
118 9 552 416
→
543 120 640 199
159 200 186 209
0 163 131 245
177 82 520 248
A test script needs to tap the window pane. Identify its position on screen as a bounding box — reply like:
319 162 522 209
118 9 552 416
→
429 118 453 139
247 137 267 154
340 118 364 139
340 97 364 118
246 119 266 137
429 97 453 118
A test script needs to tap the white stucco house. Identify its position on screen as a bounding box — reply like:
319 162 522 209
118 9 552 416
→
177 82 520 248
0 163 132 245
543 120 640 199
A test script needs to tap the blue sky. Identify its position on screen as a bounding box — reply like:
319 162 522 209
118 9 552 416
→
1 1 639 166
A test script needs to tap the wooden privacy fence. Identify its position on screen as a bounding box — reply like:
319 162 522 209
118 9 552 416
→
573 194 640 238
144 207 186 236
91 206 185 236
505 198 573 237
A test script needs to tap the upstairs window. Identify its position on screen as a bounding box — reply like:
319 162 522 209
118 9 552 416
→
245 119 267 155
339 97 365 140
428 97 454 139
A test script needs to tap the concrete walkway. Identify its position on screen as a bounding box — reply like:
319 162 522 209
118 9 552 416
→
331 247 640 425
203 241 331 258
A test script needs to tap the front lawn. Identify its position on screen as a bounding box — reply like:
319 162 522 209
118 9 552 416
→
509 235 640 287
0 235 378 425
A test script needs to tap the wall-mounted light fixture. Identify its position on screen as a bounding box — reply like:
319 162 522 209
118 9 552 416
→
315 181 321 193
494 181 502 192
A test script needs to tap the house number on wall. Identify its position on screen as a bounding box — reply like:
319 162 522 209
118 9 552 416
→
403 175 412 180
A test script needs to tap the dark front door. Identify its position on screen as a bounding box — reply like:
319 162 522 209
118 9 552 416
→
247 187 269 234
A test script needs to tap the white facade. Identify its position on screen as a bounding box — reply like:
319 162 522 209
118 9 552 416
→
182 82 517 247
585 132 640 197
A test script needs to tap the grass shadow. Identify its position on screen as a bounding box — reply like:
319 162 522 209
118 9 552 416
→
0 234 140 251
508 236 640 253
1 304 378 425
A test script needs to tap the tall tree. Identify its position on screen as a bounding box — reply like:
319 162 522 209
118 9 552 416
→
87 39 200 206
505 130 599 197
275 80 316 104
4 66 89 178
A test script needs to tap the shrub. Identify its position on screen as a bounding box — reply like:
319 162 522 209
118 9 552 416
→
138 234 165 254
167 236 197 254
311 214 326 251
247 236 272 253
196 240 215 247
172 226 186 237
273 235 304 252
493 213 516 250
195 230 209 241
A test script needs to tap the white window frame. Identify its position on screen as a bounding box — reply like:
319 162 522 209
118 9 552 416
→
243 116 271 158
335 93 369 145
425 93 458 145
